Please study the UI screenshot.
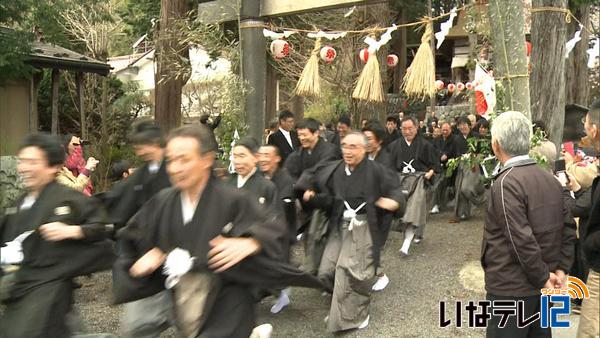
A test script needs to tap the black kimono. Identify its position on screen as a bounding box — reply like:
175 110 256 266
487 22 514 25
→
268 167 297 255
389 136 440 174
228 171 278 212
284 138 340 180
0 182 114 338
96 160 171 231
114 176 323 337
370 148 392 168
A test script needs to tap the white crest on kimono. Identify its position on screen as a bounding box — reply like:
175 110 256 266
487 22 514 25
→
435 7 457 49
0 230 34 265
163 248 196 289
258 197 266 204
54 206 71 216
222 222 234 235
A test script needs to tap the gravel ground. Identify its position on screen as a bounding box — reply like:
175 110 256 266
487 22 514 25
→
73 208 579 337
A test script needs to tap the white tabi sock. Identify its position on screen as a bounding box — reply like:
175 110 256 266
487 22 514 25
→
270 289 290 314
400 227 415 255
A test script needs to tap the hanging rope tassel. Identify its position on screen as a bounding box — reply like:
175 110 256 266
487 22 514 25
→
295 37 322 97
352 44 384 102
402 20 436 99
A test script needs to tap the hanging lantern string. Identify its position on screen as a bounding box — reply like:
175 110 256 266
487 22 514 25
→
258 4 592 37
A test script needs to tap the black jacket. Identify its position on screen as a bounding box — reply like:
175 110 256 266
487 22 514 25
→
284 138 340 180
582 176 600 271
482 159 576 296
268 129 300 162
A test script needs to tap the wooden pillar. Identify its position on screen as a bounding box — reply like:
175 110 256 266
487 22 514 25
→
291 96 304 120
29 71 42 133
392 9 407 94
265 62 278 128
51 69 60 135
240 0 267 141
76 72 86 140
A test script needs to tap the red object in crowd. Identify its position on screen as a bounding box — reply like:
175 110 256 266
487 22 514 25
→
359 48 369 63
526 41 532 56
475 90 488 116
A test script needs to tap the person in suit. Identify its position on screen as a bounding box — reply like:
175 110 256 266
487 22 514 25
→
268 110 300 163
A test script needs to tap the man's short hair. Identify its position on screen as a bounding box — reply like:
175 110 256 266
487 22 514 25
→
19 133 65 166
342 131 368 147
278 110 294 122
362 122 386 142
130 120 164 146
386 115 398 124
260 144 281 157
110 160 131 182
458 116 471 127
401 116 418 127
235 136 259 153
296 118 320 133
338 115 351 127
491 111 531 157
167 124 218 155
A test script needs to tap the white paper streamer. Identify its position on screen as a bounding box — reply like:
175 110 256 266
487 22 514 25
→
587 38 599 68
163 248 196 289
307 31 347 40
262 29 296 40
565 25 582 58
344 6 356 18
363 24 398 53
228 129 239 174
434 7 457 49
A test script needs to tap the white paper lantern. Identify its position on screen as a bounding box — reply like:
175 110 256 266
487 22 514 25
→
270 39 290 59
447 83 456 93
435 80 445 90
387 54 399 67
456 82 465 91
465 82 474 91
359 48 369 63
320 46 336 63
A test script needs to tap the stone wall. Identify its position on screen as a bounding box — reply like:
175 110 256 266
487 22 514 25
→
0 156 23 209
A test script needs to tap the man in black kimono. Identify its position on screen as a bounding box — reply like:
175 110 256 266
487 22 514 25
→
430 122 461 214
0 133 114 338
329 115 352 148
98 120 171 232
95 120 174 338
229 137 278 211
362 122 392 168
383 115 401 148
285 118 340 181
116 125 322 338
267 110 300 163
257 144 298 314
301 132 404 332
389 116 440 254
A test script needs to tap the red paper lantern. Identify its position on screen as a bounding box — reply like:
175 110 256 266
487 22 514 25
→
320 46 336 63
457 82 465 91
447 83 456 93
359 48 369 63
270 39 290 59
465 82 474 91
435 80 445 90
387 54 399 67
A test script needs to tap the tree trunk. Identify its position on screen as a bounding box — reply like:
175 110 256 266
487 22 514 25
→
154 0 190 132
488 0 531 117
530 0 568 148
565 4 590 106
